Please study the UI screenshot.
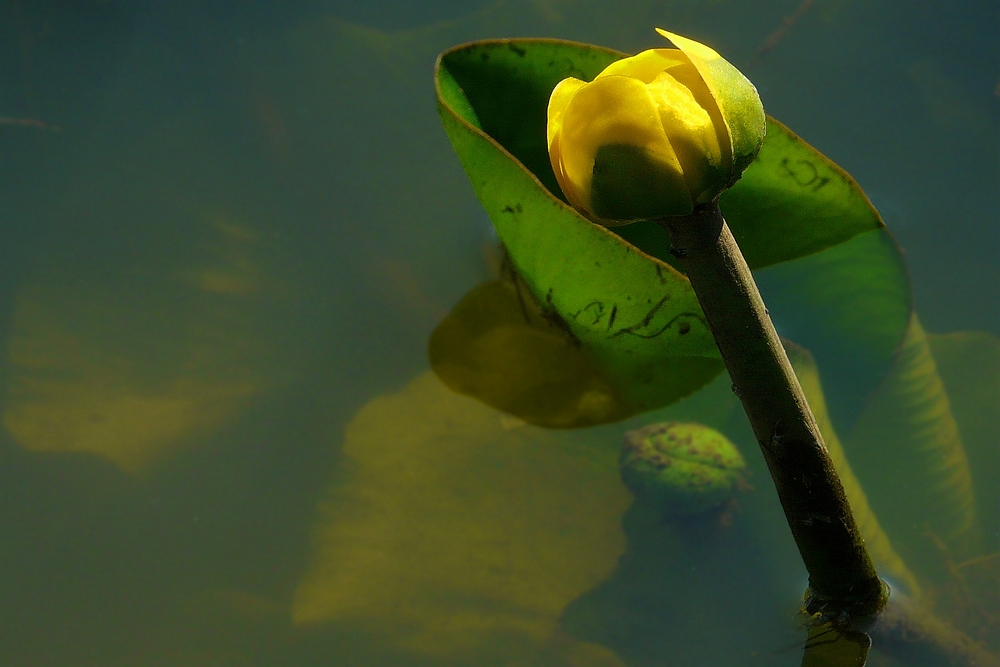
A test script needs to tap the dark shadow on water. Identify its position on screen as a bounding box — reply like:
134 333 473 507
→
561 501 802 667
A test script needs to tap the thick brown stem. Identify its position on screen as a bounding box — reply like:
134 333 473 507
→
658 203 886 626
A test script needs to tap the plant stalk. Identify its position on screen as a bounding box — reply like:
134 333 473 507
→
658 202 887 628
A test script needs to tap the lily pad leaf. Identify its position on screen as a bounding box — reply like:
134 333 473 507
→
435 38 884 288
429 277 724 428
435 38 894 422
720 117 884 268
754 227 912 426
582 116 885 273
437 41 723 399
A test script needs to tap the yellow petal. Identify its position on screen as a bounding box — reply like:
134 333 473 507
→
594 48 687 84
655 30 733 182
547 127 589 213
646 70 723 202
547 77 588 208
546 76 586 150
656 28 720 65
657 28 765 180
557 74 688 220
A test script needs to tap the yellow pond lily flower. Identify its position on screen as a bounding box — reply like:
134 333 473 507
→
547 29 766 225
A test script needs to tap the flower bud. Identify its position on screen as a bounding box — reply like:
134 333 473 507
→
547 29 765 225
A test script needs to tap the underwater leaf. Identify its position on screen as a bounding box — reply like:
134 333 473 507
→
2 214 282 474
754 227 913 426
293 371 632 659
846 315 979 582
928 331 1000 551
785 342 921 599
428 278 724 428
0 103 305 475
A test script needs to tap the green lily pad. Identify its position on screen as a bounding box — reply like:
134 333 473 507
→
721 117 884 268
753 227 913 426
435 38 892 420
437 41 722 414
435 38 884 277
576 116 887 275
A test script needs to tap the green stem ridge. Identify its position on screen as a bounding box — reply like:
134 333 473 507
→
658 203 887 627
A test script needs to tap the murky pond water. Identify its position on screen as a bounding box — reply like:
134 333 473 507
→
1 1 996 665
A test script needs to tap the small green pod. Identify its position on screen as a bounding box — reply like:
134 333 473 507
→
620 421 746 515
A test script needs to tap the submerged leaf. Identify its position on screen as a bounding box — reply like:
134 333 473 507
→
2 214 283 473
428 278 724 428
928 331 1000 551
293 371 631 658
846 315 979 582
800 623 871 667
754 227 913 426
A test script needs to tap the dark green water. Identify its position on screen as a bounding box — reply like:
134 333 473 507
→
0 1 996 665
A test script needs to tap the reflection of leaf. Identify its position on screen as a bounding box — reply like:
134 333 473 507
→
928 331 1000 551
846 315 979 582
2 215 281 473
785 342 921 599
293 371 631 659
429 278 724 428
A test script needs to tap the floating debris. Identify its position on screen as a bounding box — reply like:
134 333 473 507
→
747 0 814 69
0 116 60 131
